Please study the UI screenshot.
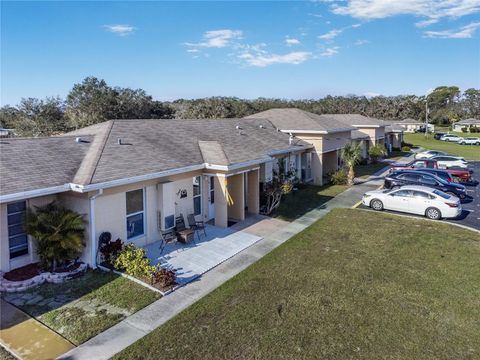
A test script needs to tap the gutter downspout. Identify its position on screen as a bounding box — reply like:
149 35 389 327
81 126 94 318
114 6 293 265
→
89 189 103 269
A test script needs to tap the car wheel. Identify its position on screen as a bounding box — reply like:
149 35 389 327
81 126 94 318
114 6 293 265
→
370 199 384 211
425 207 441 220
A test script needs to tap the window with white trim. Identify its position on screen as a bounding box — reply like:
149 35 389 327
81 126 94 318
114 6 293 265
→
193 176 202 216
8 201 28 258
126 189 144 239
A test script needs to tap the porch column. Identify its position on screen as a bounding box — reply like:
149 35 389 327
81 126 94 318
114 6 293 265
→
311 152 323 186
213 175 228 228
227 173 245 221
246 169 259 214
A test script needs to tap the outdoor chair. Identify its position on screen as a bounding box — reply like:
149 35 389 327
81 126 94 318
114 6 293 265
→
159 229 177 254
187 213 207 241
175 214 195 244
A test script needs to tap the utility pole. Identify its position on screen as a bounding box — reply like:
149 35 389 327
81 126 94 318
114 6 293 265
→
425 99 429 138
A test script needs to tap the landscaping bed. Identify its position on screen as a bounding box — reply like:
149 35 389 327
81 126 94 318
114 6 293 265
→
0 346 15 360
2 270 160 345
115 209 480 360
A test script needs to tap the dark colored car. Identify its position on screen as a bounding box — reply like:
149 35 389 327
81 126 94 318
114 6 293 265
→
411 168 454 183
434 132 446 140
389 159 473 182
384 170 468 199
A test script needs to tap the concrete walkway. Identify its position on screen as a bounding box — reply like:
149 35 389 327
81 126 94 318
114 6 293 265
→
59 178 382 360
0 299 74 360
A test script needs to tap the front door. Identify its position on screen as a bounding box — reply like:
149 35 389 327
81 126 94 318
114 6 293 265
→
207 177 215 221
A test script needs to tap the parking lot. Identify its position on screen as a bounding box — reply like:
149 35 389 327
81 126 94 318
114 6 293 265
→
359 161 480 231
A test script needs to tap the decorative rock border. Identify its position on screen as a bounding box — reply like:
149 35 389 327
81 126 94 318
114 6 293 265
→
0 263 88 292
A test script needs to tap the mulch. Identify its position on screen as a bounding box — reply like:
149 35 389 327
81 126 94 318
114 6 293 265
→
3 262 82 281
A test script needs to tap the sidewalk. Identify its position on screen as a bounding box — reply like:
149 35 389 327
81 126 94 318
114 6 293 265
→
60 177 383 360
0 299 74 360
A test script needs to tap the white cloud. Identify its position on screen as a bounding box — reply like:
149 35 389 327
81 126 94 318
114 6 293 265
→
103 24 136 36
330 0 480 28
365 91 381 98
308 12 323 18
285 37 301 46
185 29 242 48
355 39 369 45
187 49 200 53
319 47 340 56
238 51 312 67
424 21 480 38
318 28 344 40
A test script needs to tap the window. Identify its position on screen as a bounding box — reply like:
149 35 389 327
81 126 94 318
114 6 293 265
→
126 189 144 239
193 176 202 216
8 201 28 258
393 190 412 197
433 189 450 199
412 191 430 199
420 175 437 185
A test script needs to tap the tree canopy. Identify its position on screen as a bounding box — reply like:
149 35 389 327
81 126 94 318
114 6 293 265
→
1 77 479 138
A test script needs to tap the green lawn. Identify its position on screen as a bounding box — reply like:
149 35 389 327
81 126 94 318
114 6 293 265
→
405 133 480 160
354 162 388 179
9 270 160 345
115 209 480 360
274 184 348 221
0 347 15 360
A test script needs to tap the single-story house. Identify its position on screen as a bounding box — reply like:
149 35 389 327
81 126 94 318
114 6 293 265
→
383 122 404 150
395 118 434 133
0 118 312 272
452 118 480 132
245 109 355 185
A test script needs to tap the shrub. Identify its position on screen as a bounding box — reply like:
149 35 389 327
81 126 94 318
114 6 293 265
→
113 243 154 278
401 146 411 152
26 202 86 271
331 169 348 185
151 267 176 288
470 127 479 133
461 127 468 133
368 144 387 163
401 141 413 148
99 237 123 264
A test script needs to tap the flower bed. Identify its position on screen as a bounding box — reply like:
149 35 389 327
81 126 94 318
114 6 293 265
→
0 262 87 292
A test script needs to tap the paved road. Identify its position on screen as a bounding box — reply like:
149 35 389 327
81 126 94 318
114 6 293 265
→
358 161 479 231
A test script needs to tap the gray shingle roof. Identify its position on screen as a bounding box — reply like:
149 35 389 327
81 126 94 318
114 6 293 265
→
396 118 423 124
1 118 312 197
78 119 311 184
244 108 355 133
0 136 92 196
317 114 386 127
455 118 480 125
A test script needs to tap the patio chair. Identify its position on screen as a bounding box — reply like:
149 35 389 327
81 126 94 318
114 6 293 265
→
159 229 177 254
175 214 195 244
187 213 207 241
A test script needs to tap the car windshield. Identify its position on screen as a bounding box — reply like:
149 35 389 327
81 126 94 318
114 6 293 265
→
432 189 450 199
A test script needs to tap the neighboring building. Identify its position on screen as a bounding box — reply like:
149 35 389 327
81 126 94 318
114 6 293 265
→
245 109 355 185
395 118 434 133
0 118 312 272
452 118 480 132
0 128 14 138
384 123 404 150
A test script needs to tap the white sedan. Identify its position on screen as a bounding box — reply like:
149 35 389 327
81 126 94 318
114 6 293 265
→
440 134 462 142
430 155 469 169
458 137 480 145
362 185 462 220
414 150 448 159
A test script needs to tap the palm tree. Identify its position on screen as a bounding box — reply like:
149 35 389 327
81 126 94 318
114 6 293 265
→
26 202 86 271
341 143 362 186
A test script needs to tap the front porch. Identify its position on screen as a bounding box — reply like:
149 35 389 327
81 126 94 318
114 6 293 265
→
144 223 262 286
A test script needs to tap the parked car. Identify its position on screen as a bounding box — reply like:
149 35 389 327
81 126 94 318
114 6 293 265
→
389 159 473 182
440 134 462 142
362 185 462 220
410 168 454 183
433 132 446 140
415 127 432 133
458 137 480 145
384 170 467 199
414 150 448 159
429 155 469 169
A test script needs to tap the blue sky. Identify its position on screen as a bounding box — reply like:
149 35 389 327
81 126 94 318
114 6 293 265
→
1 1 479 105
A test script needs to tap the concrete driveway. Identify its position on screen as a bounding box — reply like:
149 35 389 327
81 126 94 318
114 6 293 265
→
358 161 479 231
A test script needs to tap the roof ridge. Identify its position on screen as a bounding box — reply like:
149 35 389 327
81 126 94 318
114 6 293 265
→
72 120 114 185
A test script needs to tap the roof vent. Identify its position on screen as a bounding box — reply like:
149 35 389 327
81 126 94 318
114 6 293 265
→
236 125 243 135
289 133 294 145
75 137 82 143
259 125 265 129
117 138 122 145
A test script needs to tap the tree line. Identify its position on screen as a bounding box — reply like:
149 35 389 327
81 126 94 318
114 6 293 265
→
1 77 478 137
